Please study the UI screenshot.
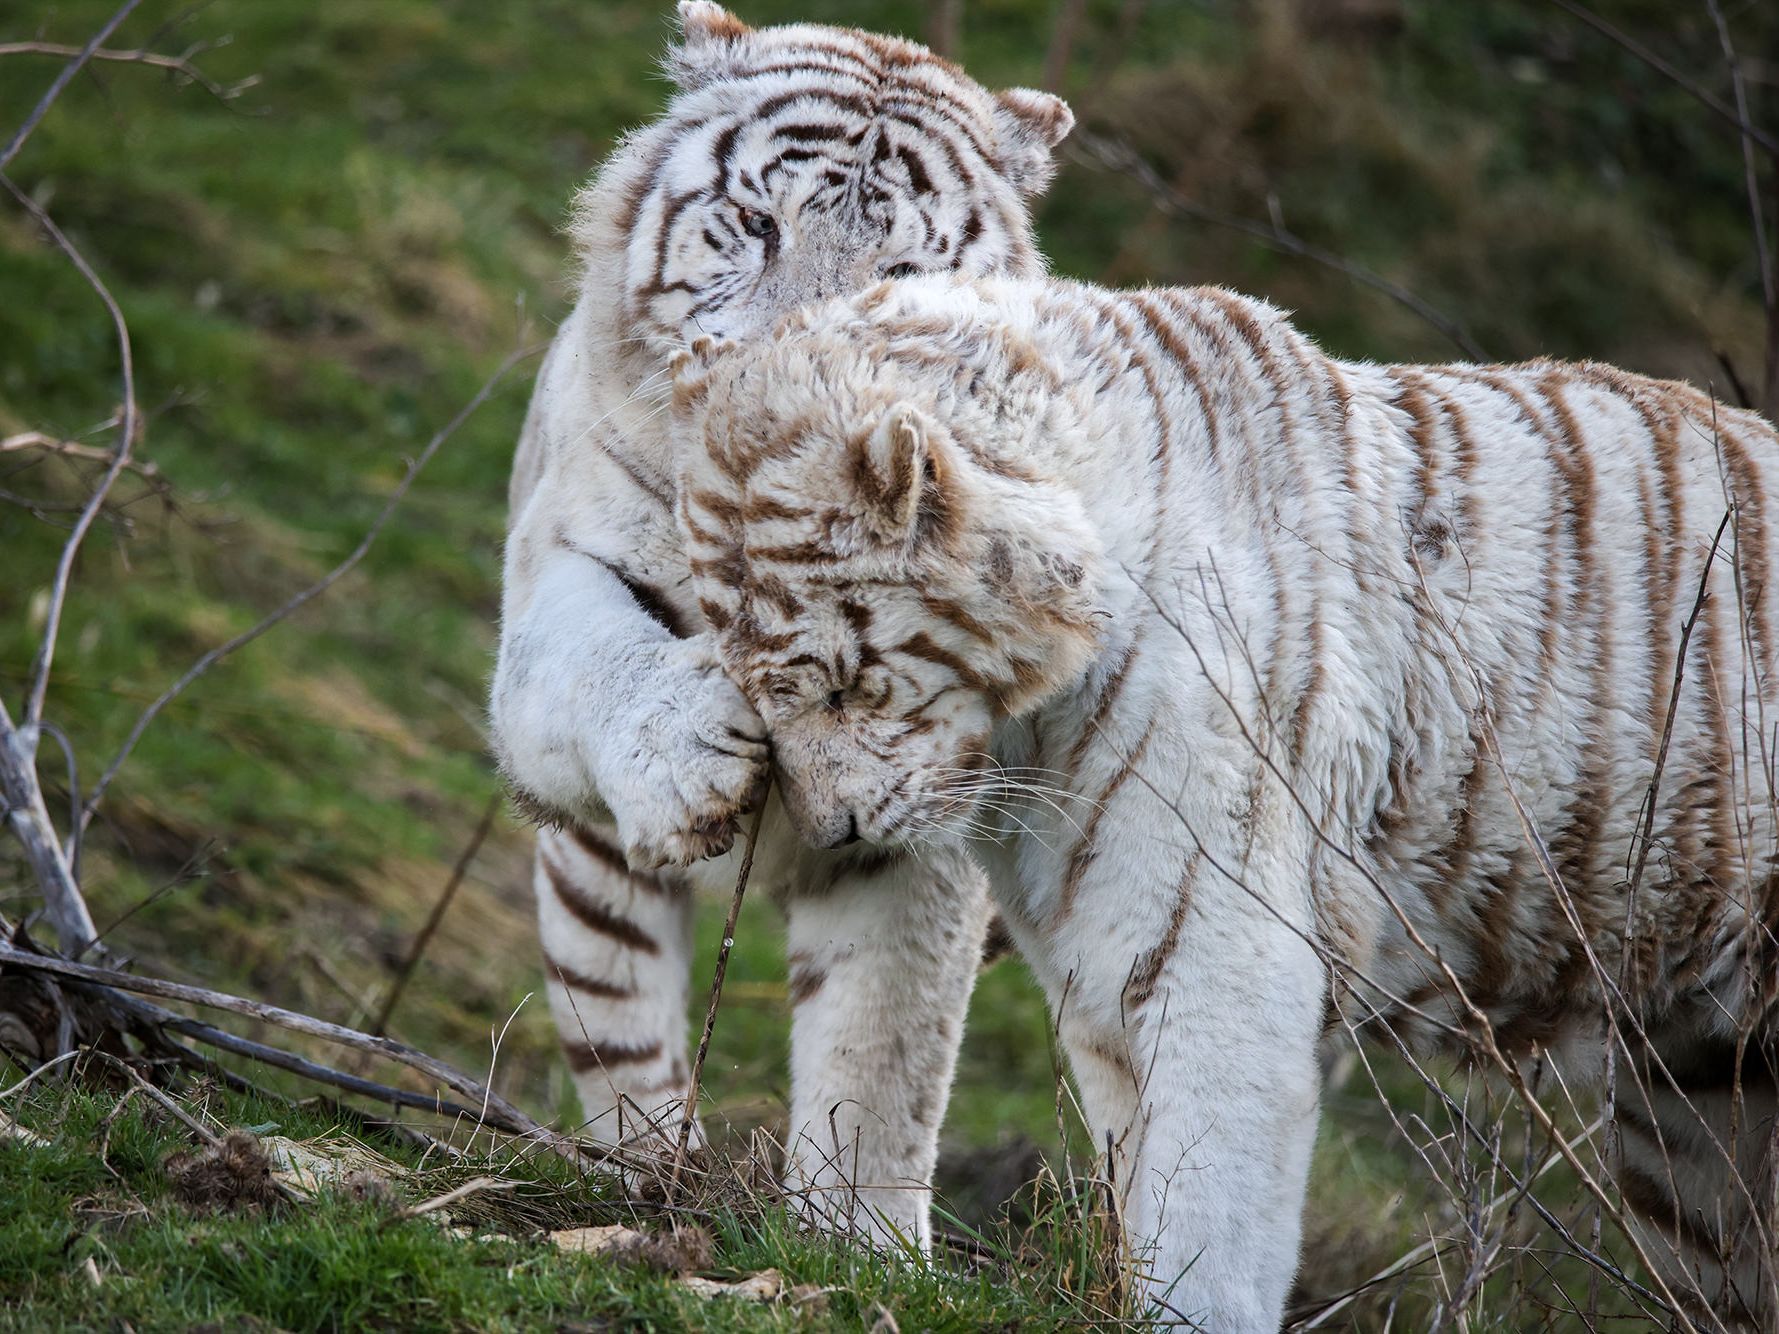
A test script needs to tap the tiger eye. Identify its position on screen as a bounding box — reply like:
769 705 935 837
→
740 208 777 239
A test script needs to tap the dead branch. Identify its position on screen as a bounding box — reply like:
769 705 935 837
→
0 944 546 1137
672 794 770 1187
1547 0 1779 158
79 342 537 828
1043 0 1089 93
0 40 259 105
1704 0 1773 308
1 428 161 480
1070 130 1488 361
0 0 144 173
0 697 98 955
366 792 502 1039
0 176 139 740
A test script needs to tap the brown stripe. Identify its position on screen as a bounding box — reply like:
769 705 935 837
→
1057 720 1157 919
1128 293 1219 462
786 952 827 1006
1063 632 1143 775
563 1039 664 1074
919 593 994 641
1717 419 1772 685
543 854 660 956
894 630 992 691
1618 1158 1723 1259
566 823 669 896
1535 371 1609 997
1123 850 1202 1011
544 953 634 1000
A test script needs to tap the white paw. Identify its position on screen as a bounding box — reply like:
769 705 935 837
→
606 638 769 870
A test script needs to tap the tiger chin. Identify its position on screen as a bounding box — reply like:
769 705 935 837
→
673 273 1779 1330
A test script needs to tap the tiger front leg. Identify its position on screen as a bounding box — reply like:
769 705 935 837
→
1043 811 1327 1329
491 516 770 871
779 845 993 1253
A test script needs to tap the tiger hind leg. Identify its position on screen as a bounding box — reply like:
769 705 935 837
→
1614 1043 1779 1330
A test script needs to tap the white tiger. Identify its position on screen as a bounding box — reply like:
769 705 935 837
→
670 273 1779 1330
488 3 1072 1246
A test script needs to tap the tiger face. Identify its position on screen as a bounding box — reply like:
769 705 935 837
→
673 306 1104 849
589 3 1073 348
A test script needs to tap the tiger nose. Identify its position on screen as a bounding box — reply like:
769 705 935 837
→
818 809 861 849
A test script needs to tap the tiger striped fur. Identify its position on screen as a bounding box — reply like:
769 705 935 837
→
488 4 1071 1247
671 273 1779 1330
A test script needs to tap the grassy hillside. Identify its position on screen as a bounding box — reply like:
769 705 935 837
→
1 0 1773 1327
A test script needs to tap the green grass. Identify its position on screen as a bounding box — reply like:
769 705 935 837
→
1 0 1772 1326
0 1078 1123 1331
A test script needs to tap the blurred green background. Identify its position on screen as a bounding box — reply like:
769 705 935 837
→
1 0 1772 1322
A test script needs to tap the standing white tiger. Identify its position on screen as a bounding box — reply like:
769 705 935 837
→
671 273 1779 1330
488 4 1072 1246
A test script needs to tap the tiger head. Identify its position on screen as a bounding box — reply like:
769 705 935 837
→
671 282 1105 850
577 2 1074 350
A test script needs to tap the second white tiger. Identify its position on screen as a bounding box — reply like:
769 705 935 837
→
672 274 1779 1330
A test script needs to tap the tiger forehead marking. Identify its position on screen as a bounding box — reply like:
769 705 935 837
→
580 3 1071 351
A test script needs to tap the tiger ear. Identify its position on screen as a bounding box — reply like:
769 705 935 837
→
992 88 1075 197
668 2 753 91
850 404 941 548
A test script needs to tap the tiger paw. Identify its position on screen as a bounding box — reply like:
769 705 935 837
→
604 638 769 870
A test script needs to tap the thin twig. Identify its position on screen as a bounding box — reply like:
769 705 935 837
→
1546 0 1779 157
1 175 138 739
80 343 538 825
1704 0 1772 308
0 944 542 1135
366 792 502 1039
672 792 770 1187
0 0 145 173
0 40 259 104
1069 130 1488 361
390 1174 517 1222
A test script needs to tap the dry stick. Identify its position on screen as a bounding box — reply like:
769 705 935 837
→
143 1004 492 1126
0 175 138 741
1704 0 1773 308
0 945 541 1135
1042 0 1088 93
0 41 258 104
0 0 144 173
366 792 502 1039
0 696 97 956
1546 0 1779 159
671 794 771 1188
1070 130 1488 363
80 343 536 829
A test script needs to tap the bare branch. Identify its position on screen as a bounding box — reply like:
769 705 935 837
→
80 343 538 826
1070 130 1488 361
0 943 548 1137
0 0 144 173
0 697 98 954
0 40 259 105
1 174 138 734
1043 0 1088 93
1704 0 1773 308
672 794 770 1187
1546 0 1779 158
366 792 502 1039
